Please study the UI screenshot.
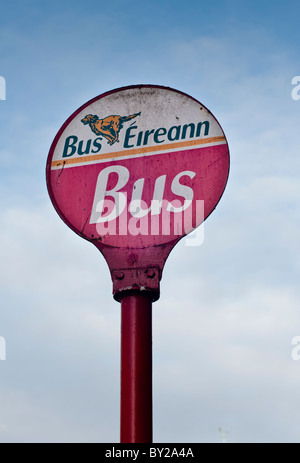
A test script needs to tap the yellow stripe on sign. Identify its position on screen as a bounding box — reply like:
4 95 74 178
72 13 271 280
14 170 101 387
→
51 136 226 169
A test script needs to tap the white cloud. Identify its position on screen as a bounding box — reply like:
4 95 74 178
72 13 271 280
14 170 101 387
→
152 279 300 442
1 1 300 442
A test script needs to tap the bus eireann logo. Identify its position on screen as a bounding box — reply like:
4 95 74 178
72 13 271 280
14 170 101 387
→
81 112 141 146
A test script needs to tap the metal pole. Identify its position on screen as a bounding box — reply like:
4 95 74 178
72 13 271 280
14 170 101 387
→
120 293 153 443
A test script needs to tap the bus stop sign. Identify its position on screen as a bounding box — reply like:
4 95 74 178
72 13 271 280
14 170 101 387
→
46 85 230 301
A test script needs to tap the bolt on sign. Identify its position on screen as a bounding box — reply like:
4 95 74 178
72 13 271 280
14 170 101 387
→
46 85 230 442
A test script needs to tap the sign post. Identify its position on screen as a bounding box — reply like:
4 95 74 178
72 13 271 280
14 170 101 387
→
46 85 230 443
121 294 153 442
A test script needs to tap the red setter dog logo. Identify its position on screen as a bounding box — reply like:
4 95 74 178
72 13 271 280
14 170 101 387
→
81 112 141 146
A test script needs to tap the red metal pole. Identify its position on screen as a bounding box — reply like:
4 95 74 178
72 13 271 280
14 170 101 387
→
120 293 153 443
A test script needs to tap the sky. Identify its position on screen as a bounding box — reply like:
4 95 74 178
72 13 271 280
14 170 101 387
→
0 0 300 443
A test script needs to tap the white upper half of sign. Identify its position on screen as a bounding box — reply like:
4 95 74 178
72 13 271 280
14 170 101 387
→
51 87 226 169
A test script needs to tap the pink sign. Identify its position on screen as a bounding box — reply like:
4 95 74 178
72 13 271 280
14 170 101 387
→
46 85 229 299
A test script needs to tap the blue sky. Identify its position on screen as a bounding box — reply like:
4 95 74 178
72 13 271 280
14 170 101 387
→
1 0 300 443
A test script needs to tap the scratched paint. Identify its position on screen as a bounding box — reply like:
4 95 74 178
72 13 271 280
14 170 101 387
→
46 85 230 250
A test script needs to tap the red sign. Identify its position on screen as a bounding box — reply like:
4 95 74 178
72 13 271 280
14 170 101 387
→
46 85 229 299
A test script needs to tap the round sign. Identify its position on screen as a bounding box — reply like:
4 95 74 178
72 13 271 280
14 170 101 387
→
46 85 229 252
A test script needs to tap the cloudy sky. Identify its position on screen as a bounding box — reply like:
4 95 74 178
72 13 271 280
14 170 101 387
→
1 0 300 443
